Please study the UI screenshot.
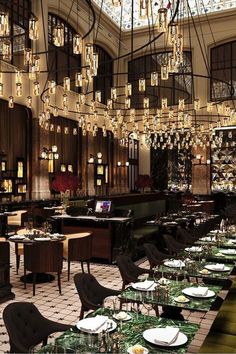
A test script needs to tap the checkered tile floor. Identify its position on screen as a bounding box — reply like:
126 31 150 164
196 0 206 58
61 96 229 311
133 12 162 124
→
0 244 230 353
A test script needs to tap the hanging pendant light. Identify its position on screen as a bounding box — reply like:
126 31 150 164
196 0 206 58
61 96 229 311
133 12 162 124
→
194 98 200 111
75 72 83 87
207 101 213 112
0 83 3 96
85 67 93 82
143 97 149 109
112 0 121 6
95 90 101 102
162 97 168 109
63 77 70 91
49 80 56 94
0 12 9 36
24 48 32 66
33 55 40 72
139 0 149 18
29 64 37 81
29 16 39 40
8 96 14 108
15 70 22 84
168 22 178 43
111 87 117 100
53 107 59 117
73 34 82 54
27 96 32 108
85 43 93 64
125 97 131 109
151 72 158 86
178 98 185 111
16 83 23 97
33 81 40 96
139 78 146 91
107 99 113 109
53 24 64 47
3 40 11 61
78 93 85 105
125 82 132 97
161 65 169 80
158 8 168 32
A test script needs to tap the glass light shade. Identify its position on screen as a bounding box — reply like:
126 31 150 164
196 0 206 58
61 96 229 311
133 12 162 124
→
53 24 64 47
95 90 101 102
92 52 99 70
53 107 58 117
143 97 149 109
8 96 14 108
178 98 185 111
168 55 177 73
125 97 131 109
3 40 11 61
79 93 85 105
85 43 93 64
49 80 56 94
168 22 178 43
61 164 66 172
139 0 149 18
62 94 68 106
33 81 40 96
161 65 169 80
125 83 132 97
158 8 168 32
117 161 121 166
139 78 146 92
85 67 93 82
29 65 37 81
151 72 158 86
112 0 121 6
225 105 231 115
161 97 168 109
130 108 135 118
0 83 3 96
63 77 70 91
44 95 50 108
194 98 200 111
15 70 22 84
73 34 82 54
29 16 39 40
75 101 80 112
24 48 32 66
97 152 102 159
52 145 57 153
0 12 9 36
27 96 32 108
75 72 83 87
0 71 2 83
16 83 23 97
111 87 117 100
107 99 113 109
169 108 174 119
54 153 59 160
34 55 40 72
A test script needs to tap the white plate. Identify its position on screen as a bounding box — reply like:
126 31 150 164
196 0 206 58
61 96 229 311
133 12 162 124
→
76 318 116 334
34 237 51 241
220 249 236 255
131 281 156 291
9 235 25 240
182 287 215 298
127 346 148 354
143 328 188 347
164 260 185 268
185 247 202 253
174 296 190 303
113 313 131 321
204 264 230 272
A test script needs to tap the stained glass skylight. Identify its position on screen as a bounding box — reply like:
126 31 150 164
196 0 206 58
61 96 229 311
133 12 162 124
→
92 0 236 30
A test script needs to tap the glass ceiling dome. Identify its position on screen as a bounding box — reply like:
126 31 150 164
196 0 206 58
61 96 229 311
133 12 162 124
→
92 0 236 30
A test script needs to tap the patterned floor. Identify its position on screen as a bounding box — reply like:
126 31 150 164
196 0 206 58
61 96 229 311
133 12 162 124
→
0 244 230 353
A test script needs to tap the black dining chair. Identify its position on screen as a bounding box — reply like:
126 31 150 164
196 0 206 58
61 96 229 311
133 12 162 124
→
3 302 71 353
162 234 185 255
74 273 120 319
143 243 169 269
116 254 153 290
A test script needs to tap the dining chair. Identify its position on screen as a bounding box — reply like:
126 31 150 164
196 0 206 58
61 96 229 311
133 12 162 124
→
116 254 153 290
3 302 71 353
74 273 120 319
162 234 185 255
24 241 63 295
176 227 197 245
143 243 169 269
63 232 93 281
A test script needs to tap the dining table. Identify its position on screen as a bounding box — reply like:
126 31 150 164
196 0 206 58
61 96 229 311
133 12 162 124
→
37 308 200 354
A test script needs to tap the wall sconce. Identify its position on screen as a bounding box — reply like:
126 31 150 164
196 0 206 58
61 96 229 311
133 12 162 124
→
117 161 129 167
88 152 103 164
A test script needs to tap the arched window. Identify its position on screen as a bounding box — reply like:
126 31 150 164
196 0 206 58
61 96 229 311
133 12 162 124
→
93 45 113 104
128 51 192 108
48 13 81 91
0 0 31 67
211 41 236 100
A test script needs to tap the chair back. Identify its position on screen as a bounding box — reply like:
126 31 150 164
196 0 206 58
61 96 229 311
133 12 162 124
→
24 241 63 273
68 233 93 262
116 255 147 285
3 302 50 353
143 243 168 267
74 273 104 310
162 234 184 255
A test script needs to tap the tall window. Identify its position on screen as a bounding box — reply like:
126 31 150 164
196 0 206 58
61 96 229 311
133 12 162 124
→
211 41 236 100
93 45 113 104
128 51 192 109
48 13 81 91
128 135 139 191
0 0 31 67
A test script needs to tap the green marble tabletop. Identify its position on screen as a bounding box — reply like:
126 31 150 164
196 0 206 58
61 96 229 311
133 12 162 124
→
158 260 233 281
38 309 199 354
119 280 222 312
208 247 236 263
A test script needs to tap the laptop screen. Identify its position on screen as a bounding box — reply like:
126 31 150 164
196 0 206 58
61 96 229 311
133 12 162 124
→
94 200 112 214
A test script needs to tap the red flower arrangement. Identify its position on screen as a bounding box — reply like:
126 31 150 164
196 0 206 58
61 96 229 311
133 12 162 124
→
51 171 80 193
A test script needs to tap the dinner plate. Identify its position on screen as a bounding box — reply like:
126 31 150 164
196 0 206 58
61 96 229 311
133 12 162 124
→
76 318 116 334
174 296 190 303
164 260 185 268
113 313 131 321
143 328 188 347
204 264 230 272
127 346 148 354
34 237 51 241
182 287 215 298
131 281 156 291
220 249 236 255
9 235 26 240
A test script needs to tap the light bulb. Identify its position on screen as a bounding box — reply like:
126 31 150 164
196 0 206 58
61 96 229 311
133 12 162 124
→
24 48 32 66
63 77 70 91
73 34 82 54
151 72 158 86
95 90 101 102
53 24 64 47
194 99 201 111
139 78 146 92
15 70 22 84
3 40 11 61
125 83 132 97
111 87 117 100
27 96 32 108
49 80 56 94
8 96 14 108
0 12 9 36
161 65 169 80
139 0 149 18
125 97 131 109
143 97 149 109
0 83 3 96
29 16 39 40
33 81 40 96
85 43 93 64
75 72 83 87
16 83 23 97
158 8 168 32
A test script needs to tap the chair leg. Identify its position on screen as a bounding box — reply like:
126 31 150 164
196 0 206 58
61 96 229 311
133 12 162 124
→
58 271 62 294
33 273 36 296
81 261 85 273
68 260 70 281
16 254 20 274
87 261 90 274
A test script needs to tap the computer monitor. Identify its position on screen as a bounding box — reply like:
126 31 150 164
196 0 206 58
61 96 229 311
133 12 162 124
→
94 200 112 214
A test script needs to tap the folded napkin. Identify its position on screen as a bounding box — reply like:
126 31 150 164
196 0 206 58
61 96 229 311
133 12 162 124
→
79 315 108 333
185 246 202 252
192 287 208 297
213 263 225 271
133 280 154 290
165 260 185 268
154 326 180 345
